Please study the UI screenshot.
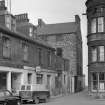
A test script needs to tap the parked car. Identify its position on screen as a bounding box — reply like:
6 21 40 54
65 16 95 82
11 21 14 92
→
19 84 50 104
0 90 21 105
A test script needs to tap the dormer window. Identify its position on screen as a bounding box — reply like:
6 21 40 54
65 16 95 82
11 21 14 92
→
29 27 33 37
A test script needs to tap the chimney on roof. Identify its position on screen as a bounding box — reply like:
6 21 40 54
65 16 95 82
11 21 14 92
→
0 0 7 11
15 13 29 23
75 15 80 24
38 18 45 27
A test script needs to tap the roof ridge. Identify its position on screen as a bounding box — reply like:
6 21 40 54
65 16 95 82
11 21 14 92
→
44 22 75 26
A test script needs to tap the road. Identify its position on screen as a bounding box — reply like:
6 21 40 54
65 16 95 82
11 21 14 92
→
23 89 105 105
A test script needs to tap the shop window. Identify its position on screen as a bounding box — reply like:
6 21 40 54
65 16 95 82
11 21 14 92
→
91 72 105 91
99 46 104 61
2 37 11 58
91 46 97 62
99 73 105 91
36 74 43 84
92 73 98 90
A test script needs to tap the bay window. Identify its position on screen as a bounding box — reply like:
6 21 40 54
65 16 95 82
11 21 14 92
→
99 46 104 61
91 46 97 62
91 18 96 33
91 72 105 92
91 17 104 33
91 46 105 62
92 72 98 90
98 17 104 32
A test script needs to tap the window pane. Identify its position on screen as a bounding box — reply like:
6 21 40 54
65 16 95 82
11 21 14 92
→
91 47 97 62
91 18 96 33
38 48 42 65
22 44 28 61
99 46 104 61
56 48 63 57
99 73 105 81
28 73 32 84
93 81 98 90
29 27 33 37
5 15 11 29
92 73 97 80
98 17 104 32
36 74 43 84
47 51 51 66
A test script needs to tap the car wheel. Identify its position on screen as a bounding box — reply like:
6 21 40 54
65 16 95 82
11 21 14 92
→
34 97 39 104
17 101 21 105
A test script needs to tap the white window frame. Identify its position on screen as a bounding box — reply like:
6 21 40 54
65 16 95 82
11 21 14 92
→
91 18 96 33
91 47 97 62
99 46 105 61
98 17 104 32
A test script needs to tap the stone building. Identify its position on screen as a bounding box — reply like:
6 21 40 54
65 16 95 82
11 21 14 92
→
86 0 105 95
0 0 69 96
37 15 84 92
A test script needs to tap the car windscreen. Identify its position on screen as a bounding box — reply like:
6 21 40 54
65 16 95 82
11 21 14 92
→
4 91 11 96
0 92 5 97
0 91 11 97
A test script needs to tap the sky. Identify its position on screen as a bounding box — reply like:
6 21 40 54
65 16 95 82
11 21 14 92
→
7 0 88 85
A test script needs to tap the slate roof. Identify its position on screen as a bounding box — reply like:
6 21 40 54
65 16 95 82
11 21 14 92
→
0 25 55 50
37 22 77 35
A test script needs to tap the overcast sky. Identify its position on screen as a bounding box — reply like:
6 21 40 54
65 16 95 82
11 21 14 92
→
6 0 86 24
7 0 88 85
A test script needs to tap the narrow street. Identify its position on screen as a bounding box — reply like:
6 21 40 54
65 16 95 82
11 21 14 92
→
23 89 105 105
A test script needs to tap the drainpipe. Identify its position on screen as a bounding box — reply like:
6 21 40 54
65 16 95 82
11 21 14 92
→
7 71 11 92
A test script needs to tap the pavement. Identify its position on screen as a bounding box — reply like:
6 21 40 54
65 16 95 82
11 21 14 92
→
24 88 105 105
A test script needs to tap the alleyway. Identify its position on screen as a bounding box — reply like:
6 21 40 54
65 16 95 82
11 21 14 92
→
24 88 105 105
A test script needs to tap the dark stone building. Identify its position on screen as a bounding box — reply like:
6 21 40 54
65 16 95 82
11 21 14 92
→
0 0 70 96
86 0 105 95
37 16 84 92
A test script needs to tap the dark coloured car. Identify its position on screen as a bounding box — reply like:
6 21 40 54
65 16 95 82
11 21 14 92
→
0 90 21 105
